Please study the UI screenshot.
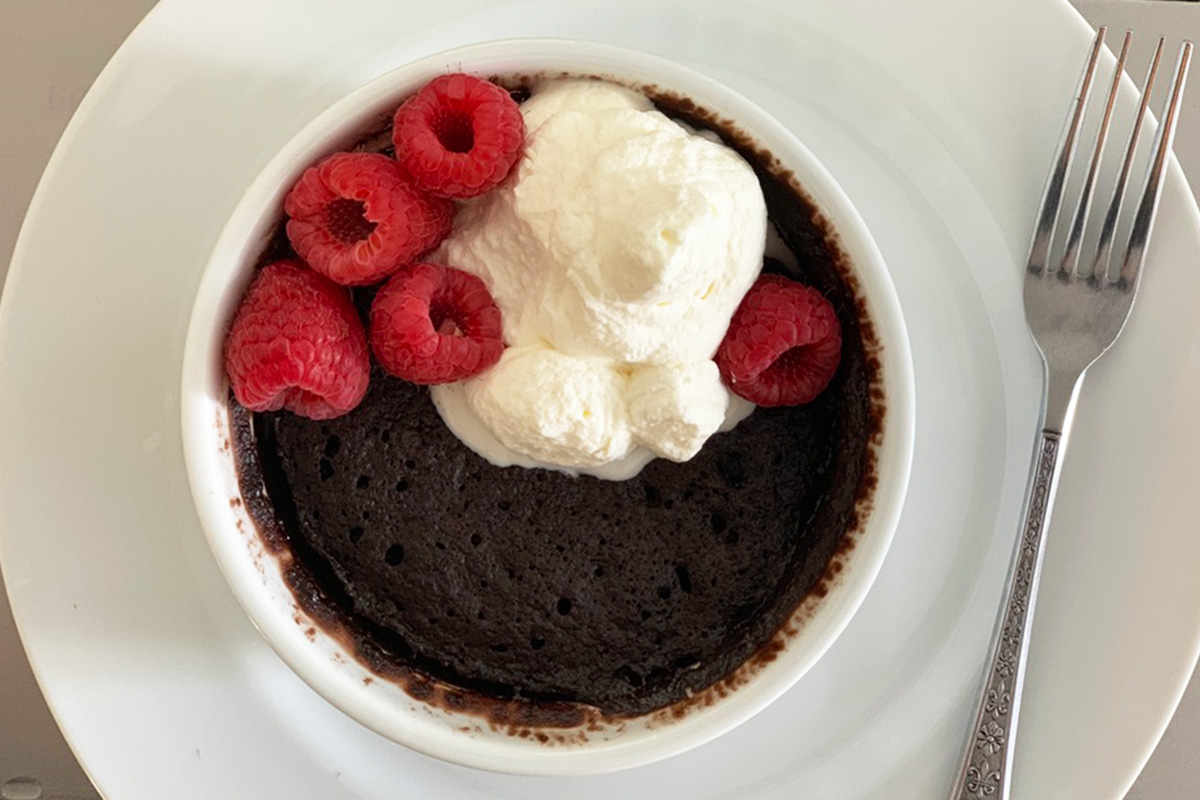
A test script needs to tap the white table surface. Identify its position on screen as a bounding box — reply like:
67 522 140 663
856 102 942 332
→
0 1 1196 798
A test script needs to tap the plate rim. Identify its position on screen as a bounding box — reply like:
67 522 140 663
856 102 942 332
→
0 0 1196 797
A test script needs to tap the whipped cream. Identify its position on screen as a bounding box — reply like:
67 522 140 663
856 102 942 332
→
429 78 767 478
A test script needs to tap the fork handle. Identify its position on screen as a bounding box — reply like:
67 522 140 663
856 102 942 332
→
948 426 1068 800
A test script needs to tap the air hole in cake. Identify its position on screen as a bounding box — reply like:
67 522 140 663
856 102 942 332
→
674 654 700 670
530 637 545 650
361 510 370 520
616 666 644 688
318 458 334 481
730 601 759 626
324 435 341 458
593 565 605 578
725 529 741 545
710 512 727 535
385 544 404 566
404 459 416 469
435 541 447 551
717 452 747 488
643 485 661 508
395 479 408 492
348 526 364 543
490 643 509 654
497 500 511 512
380 430 391 443
556 598 572 616
356 475 370 489
657 586 672 600
675 565 693 593
470 533 482 547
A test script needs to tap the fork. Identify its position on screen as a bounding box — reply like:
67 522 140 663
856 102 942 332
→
947 27 1192 800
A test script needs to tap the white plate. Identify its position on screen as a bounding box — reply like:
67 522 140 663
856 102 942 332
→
2 1 1199 798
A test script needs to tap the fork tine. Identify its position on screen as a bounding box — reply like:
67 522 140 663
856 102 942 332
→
1027 27 1106 277
1091 37 1166 284
1060 31 1132 278
1119 40 1193 289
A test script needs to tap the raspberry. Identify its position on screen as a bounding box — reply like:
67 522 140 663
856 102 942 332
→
284 152 453 286
393 74 525 199
715 274 842 407
371 263 504 384
224 260 370 419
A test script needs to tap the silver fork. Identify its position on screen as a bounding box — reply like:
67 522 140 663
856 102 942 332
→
948 27 1192 800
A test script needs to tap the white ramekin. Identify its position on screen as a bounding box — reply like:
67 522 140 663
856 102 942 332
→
181 38 915 776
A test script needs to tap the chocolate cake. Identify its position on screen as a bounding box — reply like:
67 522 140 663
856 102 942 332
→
230 81 881 723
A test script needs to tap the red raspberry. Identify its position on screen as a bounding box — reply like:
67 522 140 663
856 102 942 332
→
715 274 842 407
224 260 370 419
284 152 453 286
393 74 525 199
371 263 504 385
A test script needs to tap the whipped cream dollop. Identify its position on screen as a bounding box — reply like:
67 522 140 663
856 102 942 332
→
429 78 767 478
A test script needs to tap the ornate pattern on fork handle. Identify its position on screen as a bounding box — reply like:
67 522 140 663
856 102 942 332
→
954 433 1061 800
